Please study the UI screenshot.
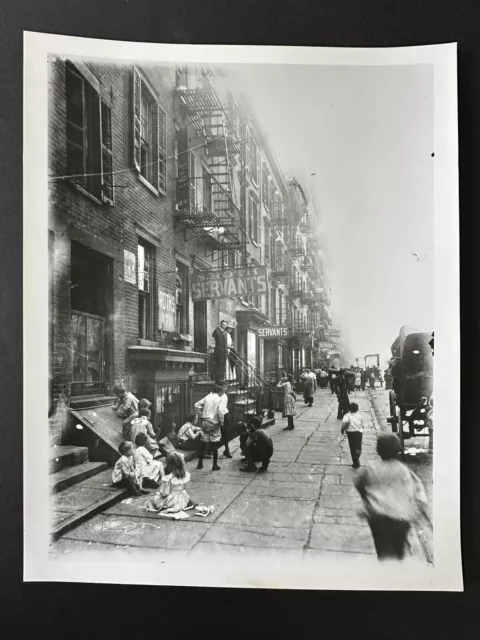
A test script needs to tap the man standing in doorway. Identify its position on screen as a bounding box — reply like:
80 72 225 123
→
212 320 229 382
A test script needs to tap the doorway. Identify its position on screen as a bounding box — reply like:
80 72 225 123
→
70 241 112 397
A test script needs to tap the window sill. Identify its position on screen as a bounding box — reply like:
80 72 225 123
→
68 180 103 206
138 172 160 196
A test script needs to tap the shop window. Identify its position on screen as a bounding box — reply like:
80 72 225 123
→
155 382 188 436
133 68 167 194
138 241 153 340
65 62 113 203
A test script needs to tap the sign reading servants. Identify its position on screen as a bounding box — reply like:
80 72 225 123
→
191 266 269 302
258 326 289 338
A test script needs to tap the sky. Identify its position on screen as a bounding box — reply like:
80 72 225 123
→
227 63 434 364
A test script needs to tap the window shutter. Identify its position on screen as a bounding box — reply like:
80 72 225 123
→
158 105 167 193
189 150 196 214
65 65 86 186
176 127 189 211
262 165 269 207
133 68 142 172
264 223 270 262
245 126 251 169
248 197 253 237
100 100 114 204
256 202 261 243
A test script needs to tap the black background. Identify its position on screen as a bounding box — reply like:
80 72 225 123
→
0 0 478 636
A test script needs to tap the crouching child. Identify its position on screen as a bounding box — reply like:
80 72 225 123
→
239 416 273 473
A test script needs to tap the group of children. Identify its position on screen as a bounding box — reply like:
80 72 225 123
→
111 384 431 561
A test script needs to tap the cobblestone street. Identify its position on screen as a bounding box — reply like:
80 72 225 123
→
51 386 431 562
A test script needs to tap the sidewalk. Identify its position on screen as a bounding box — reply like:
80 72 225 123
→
50 387 424 560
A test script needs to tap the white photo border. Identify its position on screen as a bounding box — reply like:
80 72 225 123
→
23 32 461 590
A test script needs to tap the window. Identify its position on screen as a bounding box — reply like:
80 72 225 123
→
176 262 188 333
262 164 269 208
134 68 167 194
271 288 277 324
138 241 153 339
65 62 113 204
278 291 284 324
249 195 260 243
250 138 259 185
264 222 270 263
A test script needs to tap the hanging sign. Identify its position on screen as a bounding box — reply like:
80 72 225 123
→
191 266 269 301
258 325 289 338
317 341 339 350
124 250 136 284
158 287 176 331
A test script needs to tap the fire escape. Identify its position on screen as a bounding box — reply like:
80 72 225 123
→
174 70 247 264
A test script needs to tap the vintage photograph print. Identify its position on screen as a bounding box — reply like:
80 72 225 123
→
24 34 461 590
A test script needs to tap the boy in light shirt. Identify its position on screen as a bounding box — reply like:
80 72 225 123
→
341 402 364 468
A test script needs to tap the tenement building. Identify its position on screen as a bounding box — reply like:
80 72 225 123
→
48 58 331 451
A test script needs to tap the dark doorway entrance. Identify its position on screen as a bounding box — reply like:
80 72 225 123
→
71 241 112 397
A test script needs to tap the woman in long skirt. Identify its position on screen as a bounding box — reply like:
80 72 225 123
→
277 373 296 431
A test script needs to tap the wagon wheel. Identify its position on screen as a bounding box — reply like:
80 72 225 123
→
389 391 397 432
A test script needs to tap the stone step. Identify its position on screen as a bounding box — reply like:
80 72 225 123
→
50 461 108 494
49 445 89 474
51 469 130 541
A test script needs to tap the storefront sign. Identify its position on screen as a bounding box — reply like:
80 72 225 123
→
324 329 341 338
258 325 288 338
317 341 339 350
158 287 175 331
124 250 136 284
191 266 268 301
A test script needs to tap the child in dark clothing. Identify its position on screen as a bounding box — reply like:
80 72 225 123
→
239 417 274 473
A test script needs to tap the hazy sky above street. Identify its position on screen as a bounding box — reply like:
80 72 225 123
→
228 63 434 363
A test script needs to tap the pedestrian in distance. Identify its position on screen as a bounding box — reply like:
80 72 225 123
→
335 369 351 420
277 373 296 430
361 369 366 391
239 416 274 472
354 433 432 562
194 384 228 471
301 368 316 407
369 371 376 389
354 370 361 391
341 402 364 468
111 441 147 496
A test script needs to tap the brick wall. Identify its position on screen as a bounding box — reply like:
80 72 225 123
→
48 58 177 443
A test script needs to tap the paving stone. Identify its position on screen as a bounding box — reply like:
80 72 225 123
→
308 523 376 554
320 484 359 497
218 494 316 529
201 523 309 549
243 481 321 500
63 514 210 550
52 487 116 513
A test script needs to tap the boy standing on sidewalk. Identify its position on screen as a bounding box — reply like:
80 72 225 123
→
341 402 364 468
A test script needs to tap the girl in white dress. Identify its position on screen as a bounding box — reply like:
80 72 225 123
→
146 452 197 514
133 433 164 488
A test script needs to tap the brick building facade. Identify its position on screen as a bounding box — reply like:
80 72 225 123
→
48 58 331 446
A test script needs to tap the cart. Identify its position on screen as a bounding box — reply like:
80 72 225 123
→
387 326 433 452
364 353 382 387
